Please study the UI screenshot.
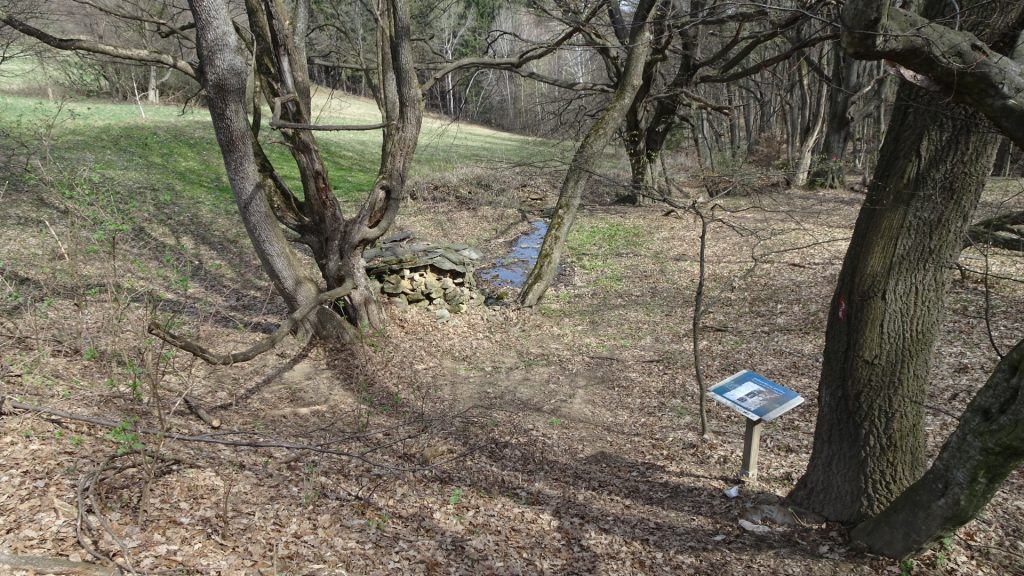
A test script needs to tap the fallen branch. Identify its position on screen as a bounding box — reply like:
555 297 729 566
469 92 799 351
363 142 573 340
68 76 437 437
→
0 554 118 576
966 211 1024 252
147 282 352 365
183 394 221 428
2 396 463 472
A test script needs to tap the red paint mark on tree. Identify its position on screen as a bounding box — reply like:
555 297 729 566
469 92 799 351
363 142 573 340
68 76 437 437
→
837 295 848 322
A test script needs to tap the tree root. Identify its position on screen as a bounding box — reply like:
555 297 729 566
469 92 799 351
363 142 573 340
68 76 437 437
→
147 282 352 366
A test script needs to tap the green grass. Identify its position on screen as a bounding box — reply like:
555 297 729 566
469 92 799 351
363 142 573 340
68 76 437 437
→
567 219 646 278
0 61 568 216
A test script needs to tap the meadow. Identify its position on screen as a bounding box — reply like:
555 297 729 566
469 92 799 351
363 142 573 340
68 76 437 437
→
2 58 1024 575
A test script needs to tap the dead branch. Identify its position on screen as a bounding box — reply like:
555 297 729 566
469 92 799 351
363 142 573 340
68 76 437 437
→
966 210 1024 252
183 394 221 428
0 554 118 576
0 10 197 79
2 397 452 472
147 281 352 365
77 458 137 574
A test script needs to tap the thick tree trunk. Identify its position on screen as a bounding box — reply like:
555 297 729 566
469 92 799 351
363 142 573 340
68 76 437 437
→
791 0 1022 524
788 84 1000 523
851 338 1024 559
188 0 327 338
519 0 656 306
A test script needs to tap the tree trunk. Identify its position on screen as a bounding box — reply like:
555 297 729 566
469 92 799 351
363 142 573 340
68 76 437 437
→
188 0 328 338
519 0 656 306
147 66 159 104
810 51 864 188
787 84 1000 523
792 82 826 187
792 57 827 187
243 0 420 335
850 338 1024 559
790 0 1023 524
993 137 1013 177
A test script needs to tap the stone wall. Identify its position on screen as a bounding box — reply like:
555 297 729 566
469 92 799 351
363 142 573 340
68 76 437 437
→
365 240 481 318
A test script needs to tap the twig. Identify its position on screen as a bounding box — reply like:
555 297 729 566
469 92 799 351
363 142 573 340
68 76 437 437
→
147 282 352 365
271 95 389 131
981 249 1005 359
5 397 430 472
43 219 70 262
75 464 112 567
183 395 221 428
693 203 710 438
85 462 138 574
210 339 314 410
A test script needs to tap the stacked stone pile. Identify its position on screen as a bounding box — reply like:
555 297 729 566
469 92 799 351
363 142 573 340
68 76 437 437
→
364 239 482 314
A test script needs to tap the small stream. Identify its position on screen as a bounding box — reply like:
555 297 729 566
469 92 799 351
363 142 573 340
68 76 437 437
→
477 220 549 290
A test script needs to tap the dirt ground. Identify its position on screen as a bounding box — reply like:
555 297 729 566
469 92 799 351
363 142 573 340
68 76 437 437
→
2 170 1023 575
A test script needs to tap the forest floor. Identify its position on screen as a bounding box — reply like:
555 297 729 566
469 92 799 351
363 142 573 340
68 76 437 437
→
2 91 1024 575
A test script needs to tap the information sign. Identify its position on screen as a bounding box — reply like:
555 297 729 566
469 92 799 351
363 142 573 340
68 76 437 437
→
708 370 804 422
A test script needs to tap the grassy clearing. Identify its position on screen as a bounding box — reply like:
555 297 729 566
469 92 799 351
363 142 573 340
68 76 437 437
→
567 217 648 290
4 55 1023 576
0 59 570 213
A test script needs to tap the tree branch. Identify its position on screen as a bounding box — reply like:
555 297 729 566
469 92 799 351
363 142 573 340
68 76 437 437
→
270 95 389 131
842 0 1024 148
147 282 352 365
0 11 197 79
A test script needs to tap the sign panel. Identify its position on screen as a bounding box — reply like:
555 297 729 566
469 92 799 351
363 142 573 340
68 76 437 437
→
708 370 804 422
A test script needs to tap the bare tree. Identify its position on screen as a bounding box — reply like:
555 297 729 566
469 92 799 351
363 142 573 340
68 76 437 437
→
789 0 1024 558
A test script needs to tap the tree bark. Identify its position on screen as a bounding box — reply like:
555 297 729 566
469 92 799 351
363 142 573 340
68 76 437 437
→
792 58 827 187
188 0 328 338
841 0 1024 149
519 0 657 306
809 51 864 188
851 338 1024 559
788 84 1000 523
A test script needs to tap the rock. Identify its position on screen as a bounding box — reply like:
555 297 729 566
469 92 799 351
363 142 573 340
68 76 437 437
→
383 230 412 244
389 296 408 308
430 256 462 272
458 247 483 260
424 276 442 292
434 308 451 322
364 240 482 315
738 519 772 533
444 290 464 306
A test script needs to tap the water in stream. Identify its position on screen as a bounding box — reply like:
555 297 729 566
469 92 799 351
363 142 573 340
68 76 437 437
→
477 220 549 290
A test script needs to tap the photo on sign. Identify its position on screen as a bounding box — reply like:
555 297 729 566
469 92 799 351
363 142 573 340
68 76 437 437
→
723 382 783 411
708 370 804 422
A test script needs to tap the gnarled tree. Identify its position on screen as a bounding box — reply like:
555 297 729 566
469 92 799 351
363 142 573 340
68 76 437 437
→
789 0 1024 557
